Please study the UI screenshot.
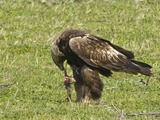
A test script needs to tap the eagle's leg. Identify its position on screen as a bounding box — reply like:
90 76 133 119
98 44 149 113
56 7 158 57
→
72 66 99 103
74 82 84 102
82 86 91 103
64 70 76 101
81 66 103 103
74 80 91 103
74 83 91 103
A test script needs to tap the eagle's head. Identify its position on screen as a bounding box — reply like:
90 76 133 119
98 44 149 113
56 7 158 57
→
51 40 66 71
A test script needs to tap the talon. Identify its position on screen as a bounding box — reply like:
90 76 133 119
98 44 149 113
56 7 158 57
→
64 76 76 84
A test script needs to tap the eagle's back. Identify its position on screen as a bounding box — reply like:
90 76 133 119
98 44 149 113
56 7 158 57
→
55 29 152 76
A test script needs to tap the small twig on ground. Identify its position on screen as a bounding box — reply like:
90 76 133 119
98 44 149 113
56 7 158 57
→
115 112 160 118
119 110 124 120
125 112 160 117
106 87 117 90
111 103 125 120
140 79 149 86
0 82 16 88
111 103 121 114
152 75 160 82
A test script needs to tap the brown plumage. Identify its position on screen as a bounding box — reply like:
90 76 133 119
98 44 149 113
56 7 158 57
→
51 29 152 102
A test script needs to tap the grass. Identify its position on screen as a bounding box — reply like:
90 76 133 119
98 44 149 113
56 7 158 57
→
0 0 160 119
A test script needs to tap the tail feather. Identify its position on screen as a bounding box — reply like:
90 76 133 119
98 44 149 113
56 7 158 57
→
125 60 152 76
131 60 152 68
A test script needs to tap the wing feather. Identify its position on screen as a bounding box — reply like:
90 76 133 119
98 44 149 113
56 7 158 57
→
69 34 129 71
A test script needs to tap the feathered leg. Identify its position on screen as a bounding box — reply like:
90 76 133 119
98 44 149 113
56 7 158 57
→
72 66 85 102
81 66 104 102
73 65 103 103
74 81 84 102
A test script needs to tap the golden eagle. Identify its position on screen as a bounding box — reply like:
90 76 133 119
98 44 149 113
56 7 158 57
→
51 29 152 102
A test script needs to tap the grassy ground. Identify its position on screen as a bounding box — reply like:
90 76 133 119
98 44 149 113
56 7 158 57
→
0 0 160 119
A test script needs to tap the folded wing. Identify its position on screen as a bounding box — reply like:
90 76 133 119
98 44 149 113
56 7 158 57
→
69 34 131 72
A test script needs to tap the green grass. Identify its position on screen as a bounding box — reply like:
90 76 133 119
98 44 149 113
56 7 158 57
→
0 0 160 119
